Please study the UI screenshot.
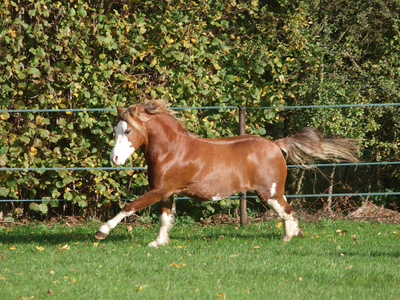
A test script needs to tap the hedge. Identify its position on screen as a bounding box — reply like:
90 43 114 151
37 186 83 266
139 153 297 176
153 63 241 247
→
1 0 399 219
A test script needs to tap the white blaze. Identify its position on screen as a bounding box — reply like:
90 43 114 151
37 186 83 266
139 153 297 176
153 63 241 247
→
110 121 135 165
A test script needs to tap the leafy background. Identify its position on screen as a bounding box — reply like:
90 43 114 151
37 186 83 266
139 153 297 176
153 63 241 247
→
1 0 399 220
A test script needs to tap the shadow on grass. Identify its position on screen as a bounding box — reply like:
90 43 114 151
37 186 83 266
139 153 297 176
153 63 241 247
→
4 228 399 258
289 247 400 259
171 231 282 242
337 250 400 258
2 224 283 246
1 231 133 245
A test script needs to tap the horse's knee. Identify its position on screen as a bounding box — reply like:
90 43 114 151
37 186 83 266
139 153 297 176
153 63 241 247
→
267 198 292 218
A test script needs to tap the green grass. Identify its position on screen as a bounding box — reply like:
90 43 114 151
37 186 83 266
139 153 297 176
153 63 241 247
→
1 219 400 299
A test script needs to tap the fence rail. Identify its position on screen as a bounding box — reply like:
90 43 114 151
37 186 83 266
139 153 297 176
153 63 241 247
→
1 103 399 205
2 192 400 204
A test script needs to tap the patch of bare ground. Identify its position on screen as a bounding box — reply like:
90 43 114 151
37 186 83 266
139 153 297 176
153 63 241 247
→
347 202 400 223
260 202 400 224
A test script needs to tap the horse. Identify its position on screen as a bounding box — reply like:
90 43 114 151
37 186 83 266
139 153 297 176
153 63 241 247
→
94 100 359 246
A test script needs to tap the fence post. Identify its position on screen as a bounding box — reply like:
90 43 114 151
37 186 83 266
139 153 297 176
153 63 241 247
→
238 105 247 226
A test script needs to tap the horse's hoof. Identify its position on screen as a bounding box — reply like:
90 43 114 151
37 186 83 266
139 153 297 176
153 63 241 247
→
298 229 304 238
147 241 159 248
94 231 108 240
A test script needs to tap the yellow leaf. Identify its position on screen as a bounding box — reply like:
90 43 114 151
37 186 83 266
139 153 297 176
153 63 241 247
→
59 244 70 250
165 36 174 44
136 285 146 293
276 222 283 229
29 147 38 157
36 246 44 251
36 115 44 126
217 292 226 299
0 274 7 280
173 245 186 249
251 245 260 249
8 29 17 38
9 246 17 250
195 288 200 292
139 26 147 34
0 113 10 120
169 262 186 268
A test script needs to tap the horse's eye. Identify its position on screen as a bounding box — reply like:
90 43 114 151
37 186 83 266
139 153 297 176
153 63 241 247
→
124 129 131 135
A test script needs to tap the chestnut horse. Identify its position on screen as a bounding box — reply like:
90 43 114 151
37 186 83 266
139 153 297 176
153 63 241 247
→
95 100 359 246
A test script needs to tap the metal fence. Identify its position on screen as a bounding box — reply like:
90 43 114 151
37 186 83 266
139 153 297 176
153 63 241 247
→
1 103 400 205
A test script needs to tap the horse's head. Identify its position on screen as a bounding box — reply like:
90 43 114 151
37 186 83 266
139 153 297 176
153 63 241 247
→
110 100 176 165
110 105 147 165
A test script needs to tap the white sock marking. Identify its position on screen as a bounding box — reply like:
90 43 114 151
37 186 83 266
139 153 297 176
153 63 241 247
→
267 197 300 241
98 210 134 235
148 212 174 247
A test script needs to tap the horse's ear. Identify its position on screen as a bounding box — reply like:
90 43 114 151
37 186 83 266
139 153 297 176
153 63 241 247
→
116 106 123 116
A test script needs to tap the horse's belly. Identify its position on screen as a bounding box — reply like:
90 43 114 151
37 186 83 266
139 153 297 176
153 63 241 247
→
179 177 244 201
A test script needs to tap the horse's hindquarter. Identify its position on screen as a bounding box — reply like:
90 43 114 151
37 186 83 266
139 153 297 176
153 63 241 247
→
173 135 287 200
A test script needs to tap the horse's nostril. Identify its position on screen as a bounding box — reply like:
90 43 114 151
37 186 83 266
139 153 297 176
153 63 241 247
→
112 156 118 164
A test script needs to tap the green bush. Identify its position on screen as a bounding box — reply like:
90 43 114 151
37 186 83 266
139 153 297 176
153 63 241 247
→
1 0 399 219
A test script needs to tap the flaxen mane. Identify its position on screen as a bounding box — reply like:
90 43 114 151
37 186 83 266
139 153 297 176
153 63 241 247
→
118 100 181 131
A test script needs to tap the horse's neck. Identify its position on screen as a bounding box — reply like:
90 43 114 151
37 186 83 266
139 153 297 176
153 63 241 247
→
143 115 189 155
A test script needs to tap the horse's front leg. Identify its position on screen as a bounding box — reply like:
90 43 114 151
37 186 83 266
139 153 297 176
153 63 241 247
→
94 189 169 240
148 196 175 247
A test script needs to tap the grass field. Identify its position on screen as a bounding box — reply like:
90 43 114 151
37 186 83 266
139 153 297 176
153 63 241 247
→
1 219 400 299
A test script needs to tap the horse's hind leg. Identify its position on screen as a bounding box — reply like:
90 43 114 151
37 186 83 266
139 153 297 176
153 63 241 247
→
258 192 303 242
147 196 175 247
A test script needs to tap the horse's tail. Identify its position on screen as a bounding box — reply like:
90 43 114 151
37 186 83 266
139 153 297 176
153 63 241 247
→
274 128 360 167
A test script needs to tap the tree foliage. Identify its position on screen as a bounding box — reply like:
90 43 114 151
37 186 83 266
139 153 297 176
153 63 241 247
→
0 0 399 219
